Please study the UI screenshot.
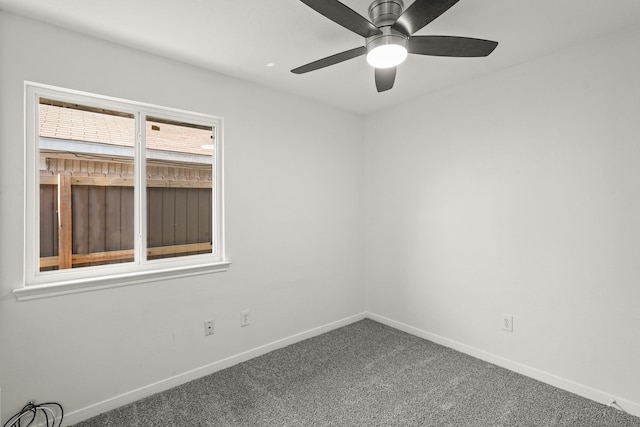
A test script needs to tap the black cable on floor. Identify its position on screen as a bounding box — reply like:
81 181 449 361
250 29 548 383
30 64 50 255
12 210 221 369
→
2 401 63 427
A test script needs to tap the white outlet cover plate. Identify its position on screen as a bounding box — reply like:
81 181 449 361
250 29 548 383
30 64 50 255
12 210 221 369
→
204 320 214 336
240 310 250 327
501 314 513 332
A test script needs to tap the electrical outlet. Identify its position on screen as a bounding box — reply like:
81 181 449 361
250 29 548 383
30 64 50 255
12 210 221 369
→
240 309 250 327
204 319 214 336
501 314 513 332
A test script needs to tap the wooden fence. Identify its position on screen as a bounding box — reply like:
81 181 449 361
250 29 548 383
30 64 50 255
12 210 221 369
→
40 173 212 271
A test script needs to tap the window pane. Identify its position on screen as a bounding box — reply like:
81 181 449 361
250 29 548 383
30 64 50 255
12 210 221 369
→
38 99 135 271
145 117 214 260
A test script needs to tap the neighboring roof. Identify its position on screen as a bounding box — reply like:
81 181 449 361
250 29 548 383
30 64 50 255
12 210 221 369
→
39 104 214 156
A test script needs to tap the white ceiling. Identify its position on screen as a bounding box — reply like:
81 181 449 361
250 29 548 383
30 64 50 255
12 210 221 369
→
2 0 640 114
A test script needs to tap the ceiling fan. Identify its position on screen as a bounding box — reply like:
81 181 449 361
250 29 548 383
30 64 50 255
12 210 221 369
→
291 0 498 92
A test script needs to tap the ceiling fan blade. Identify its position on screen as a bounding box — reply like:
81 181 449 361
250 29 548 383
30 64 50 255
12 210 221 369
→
408 36 498 57
299 0 382 38
392 0 459 36
291 46 367 74
375 67 396 92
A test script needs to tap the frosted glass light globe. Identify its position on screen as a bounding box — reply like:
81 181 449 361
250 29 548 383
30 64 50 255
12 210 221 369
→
366 44 408 68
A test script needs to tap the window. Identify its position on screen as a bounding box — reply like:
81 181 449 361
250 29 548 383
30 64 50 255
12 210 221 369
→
17 83 228 300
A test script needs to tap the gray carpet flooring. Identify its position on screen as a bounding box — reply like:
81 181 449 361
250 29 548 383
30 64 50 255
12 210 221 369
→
73 319 640 426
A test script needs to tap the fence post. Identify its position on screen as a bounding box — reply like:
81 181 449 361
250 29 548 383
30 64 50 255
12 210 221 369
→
57 173 73 269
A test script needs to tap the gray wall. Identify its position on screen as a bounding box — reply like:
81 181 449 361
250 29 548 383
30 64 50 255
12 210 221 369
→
0 11 364 423
364 23 640 413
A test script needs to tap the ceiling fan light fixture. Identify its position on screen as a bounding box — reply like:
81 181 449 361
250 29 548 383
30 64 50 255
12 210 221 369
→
291 0 499 92
366 43 407 68
366 26 408 69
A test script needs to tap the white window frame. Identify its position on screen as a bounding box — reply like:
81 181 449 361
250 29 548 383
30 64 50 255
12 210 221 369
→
15 82 229 301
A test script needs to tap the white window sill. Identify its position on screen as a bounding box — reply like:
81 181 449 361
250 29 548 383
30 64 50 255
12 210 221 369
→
14 261 231 301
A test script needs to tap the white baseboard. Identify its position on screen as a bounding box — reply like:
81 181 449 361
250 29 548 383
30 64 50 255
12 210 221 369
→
366 311 640 418
59 310 640 425
63 312 367 426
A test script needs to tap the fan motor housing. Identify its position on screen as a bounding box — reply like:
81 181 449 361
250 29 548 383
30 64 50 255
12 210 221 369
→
366 26 408 56
366 0 407 57
368 0 404 27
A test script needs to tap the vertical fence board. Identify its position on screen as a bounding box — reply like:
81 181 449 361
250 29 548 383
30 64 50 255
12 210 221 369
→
105 187 122 251
198 189 212 245
88 186 106 254
161 188 176 247
147 187 163 248
40 185 57 257
174 189 188 245
72 186 90 255
120 187 135 250
53 187 59 258
186 189 199 244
